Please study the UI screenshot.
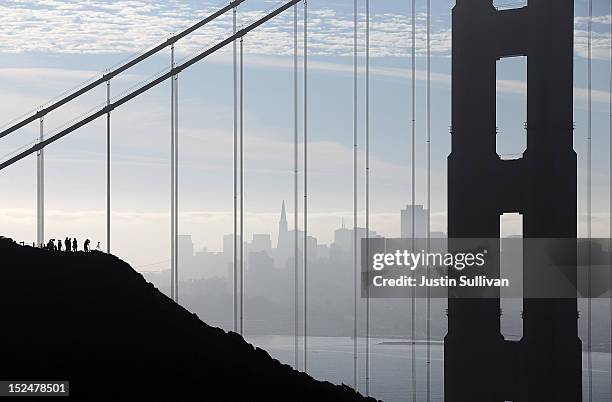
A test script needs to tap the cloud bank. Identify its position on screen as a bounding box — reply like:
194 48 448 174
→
0 0 448 57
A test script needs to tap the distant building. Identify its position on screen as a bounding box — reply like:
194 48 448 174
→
178 235 194 262
248 250 274 272
333 226 352 252
247 251 274 296
333 226 377 253
178 235 195 277
223 234 242 258
331 225 378 257
317 244 329 260
193 249 228 279
277 201 289 251
251 234 272 254
401 204 428 238
273 201 292 267
247 250 287 302
177 235 231 281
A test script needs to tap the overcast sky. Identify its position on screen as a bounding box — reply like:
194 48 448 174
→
0 0 611 270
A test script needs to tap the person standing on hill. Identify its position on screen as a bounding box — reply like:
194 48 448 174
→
72 238 78 252
57 239 62 252
65 238 71 252
84 239 90 252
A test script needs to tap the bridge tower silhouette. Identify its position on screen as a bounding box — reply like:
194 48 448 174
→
447 0 581 401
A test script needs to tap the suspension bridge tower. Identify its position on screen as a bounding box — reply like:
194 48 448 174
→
446 0 581 401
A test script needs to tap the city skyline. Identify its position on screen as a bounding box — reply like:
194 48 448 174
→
0 0 610 273
170 199 389 279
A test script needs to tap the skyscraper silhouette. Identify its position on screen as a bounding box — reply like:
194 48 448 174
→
446 1 580 401
278 201 289 251
400 204 427 239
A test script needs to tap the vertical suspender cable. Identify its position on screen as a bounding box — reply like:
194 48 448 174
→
410 1 416 244
365 0 370 395
240 35 245 336
353 0 359 391
106 80 111 254
609 0 612 394
175 67 180 302
170 43 175 302
303 0 309 373
425 0 431 401
410 0 417 401
587 1 593 401
233 5 238 333
294 2 300 370
37 116 44 248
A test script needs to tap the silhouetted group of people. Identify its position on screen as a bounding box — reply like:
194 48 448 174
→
44 238 98 253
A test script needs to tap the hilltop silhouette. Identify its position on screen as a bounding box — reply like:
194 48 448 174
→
0 237 377 401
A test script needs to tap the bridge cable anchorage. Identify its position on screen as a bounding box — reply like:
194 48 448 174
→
240 34 245 337
233 4 239 335
293 1 300 371
353 0 359 391
170 43 176 302
587 1 593 401
0 0 248 141
426 0 431 401
410 0 417 400
106 79 111 254
365 0 370 396
37 116 44 248
303 0 308 374
0 0 302 172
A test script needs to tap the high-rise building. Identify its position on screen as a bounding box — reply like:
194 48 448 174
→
251 234 272 254
400 204 427 238
277 200 289 250
333 227 352 252
273 201 292 267
332 226 378 254
177 234 196 279
178 235 194 266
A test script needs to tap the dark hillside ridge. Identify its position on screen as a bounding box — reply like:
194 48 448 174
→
0 237 377 401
